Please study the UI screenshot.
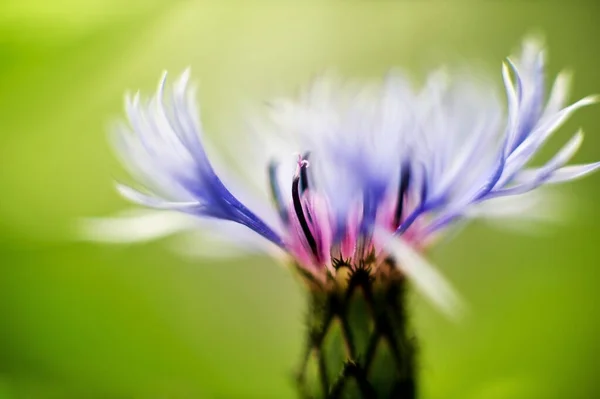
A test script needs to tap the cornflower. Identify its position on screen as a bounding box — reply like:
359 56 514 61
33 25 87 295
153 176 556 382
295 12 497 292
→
83 39 599 398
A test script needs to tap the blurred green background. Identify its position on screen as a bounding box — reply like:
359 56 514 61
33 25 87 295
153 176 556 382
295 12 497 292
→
1 1 600 398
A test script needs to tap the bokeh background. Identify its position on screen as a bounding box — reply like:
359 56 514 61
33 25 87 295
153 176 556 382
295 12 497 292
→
1 1 600 398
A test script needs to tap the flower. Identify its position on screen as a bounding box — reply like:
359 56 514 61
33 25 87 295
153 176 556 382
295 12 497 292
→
81 39 599 317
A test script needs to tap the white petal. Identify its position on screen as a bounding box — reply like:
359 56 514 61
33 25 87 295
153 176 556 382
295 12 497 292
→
78 208 287 261
374 229 467 320
542 71 571 118
116 184 199 210
77 209 197 244
502 61 520 151
168 224 287 261
545 162 600 184
466 189 566 234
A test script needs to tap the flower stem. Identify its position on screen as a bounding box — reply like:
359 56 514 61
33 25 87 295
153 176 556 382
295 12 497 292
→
296 262 417 398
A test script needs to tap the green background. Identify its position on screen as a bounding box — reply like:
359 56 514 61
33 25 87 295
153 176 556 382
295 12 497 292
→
1 1 599 398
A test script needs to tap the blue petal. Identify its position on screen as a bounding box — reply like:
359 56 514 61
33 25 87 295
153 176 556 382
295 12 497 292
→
489 130 584 197
410 40 600 238
115 71 284 247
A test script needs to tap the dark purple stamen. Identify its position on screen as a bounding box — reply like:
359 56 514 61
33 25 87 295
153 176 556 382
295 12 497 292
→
300 151 311 193
292 162 319 258
393 165 411 228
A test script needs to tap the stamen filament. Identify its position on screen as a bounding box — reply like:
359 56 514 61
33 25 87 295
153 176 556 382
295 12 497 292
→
394 165 411 228
292 160 319 259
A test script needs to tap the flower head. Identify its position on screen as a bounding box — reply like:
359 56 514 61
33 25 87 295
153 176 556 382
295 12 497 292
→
83 39 599 316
